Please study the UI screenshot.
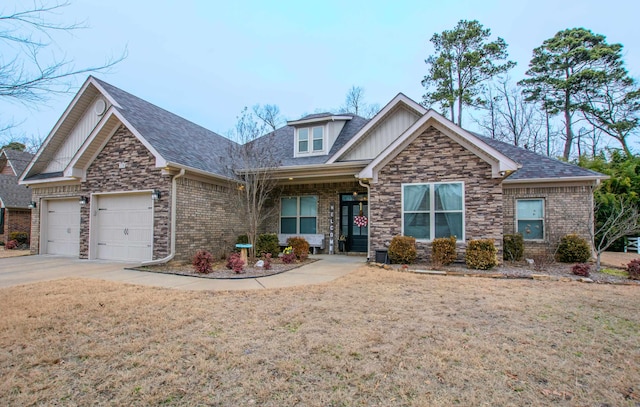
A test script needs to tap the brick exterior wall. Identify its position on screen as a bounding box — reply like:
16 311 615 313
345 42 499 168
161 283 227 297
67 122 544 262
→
264 182 368 253
174 177 245 261
30 125 171 259
369 127 503 261
1 208 31 245
503 184 595 257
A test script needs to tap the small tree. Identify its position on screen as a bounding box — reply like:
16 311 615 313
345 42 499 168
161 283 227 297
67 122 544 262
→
226 107 282 259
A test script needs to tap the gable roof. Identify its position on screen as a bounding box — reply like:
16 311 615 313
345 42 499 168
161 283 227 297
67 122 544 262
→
251 115 370 167
22 76 238 183
92 78 237 177
476 135 605 183
1 149 33 176
358 109 521 181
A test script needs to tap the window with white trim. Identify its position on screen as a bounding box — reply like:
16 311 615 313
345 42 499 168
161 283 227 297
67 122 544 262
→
297 126 324 154
516 199 544 240
280 196 318 234
402 182 464 240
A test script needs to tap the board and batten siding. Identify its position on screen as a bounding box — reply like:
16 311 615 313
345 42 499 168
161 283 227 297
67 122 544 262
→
342 107 420 161
43 97 109 173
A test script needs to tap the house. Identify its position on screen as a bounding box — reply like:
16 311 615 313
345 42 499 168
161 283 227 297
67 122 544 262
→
20 76 606 263
0 149 34 245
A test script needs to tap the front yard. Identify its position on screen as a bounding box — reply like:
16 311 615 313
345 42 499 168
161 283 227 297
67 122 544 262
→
0 267 638 406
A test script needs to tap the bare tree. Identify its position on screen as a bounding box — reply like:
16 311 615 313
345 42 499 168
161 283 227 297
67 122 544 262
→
252 104 283 132
587 197 640 270
340 85 380 118
226 107 282 259
0 1 126 104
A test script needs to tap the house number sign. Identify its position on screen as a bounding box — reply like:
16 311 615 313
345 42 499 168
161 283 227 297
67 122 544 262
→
329 203 335 254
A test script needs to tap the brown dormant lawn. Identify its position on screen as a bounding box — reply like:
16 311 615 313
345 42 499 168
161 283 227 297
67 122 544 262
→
1 267 638 406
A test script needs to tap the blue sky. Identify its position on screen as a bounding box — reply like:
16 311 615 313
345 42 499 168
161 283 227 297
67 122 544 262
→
2 0 640 143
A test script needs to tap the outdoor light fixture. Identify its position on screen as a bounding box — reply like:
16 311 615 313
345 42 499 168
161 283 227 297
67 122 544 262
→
28 201 37 209
152 189 161 200
79 196 89 205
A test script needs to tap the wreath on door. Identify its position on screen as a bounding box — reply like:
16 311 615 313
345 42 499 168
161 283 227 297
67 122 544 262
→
354 215 368 228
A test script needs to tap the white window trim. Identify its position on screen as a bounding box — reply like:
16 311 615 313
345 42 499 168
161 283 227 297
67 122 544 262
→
280 196 318 234
295 125 326 157
401 181 465 242
515 198 545 241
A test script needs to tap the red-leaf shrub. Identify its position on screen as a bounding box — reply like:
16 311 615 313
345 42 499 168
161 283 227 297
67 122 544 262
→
226 252 245 273
281 253 296 264
263 253 272 270
5 240 19 250
571 263 591 277
626 259 640 280
192 250 213 274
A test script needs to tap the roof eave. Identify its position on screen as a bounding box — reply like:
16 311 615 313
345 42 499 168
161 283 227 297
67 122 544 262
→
287 115 353 126
503 175 609 185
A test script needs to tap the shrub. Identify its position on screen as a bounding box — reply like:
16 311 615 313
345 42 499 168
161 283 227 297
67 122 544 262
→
5 240 19 250
465 239 498 270
263 253 272 270
192 250 214 273
626 259 640 280
431 236 457 266
256 233 279 257
281 252 296 264
226 252 245 273
571 263 591 277
555 234 591 263
287 237 310 260
9 231 29 245
503 233 524 262
388 235 417 264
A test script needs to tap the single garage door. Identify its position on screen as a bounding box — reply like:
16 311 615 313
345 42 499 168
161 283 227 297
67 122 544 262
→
45 199 80 256
95 193 153 261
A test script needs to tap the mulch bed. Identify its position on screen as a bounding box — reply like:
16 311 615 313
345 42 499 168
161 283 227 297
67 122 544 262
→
133 258 317 279
375 260 639 285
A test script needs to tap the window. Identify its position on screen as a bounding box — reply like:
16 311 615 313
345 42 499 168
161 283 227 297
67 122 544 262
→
297 126 324 154
402 182 464 240
298 128 309 153
280 196 317 234
516 199 544 240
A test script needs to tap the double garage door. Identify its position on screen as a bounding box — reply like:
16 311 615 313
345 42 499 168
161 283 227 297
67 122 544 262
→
44 193 154 261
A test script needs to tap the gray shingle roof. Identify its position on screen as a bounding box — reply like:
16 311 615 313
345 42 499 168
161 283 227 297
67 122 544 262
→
251 115 370 167
1 149 33 177
0 174 31 208
476 134 604 180
93 77 237 178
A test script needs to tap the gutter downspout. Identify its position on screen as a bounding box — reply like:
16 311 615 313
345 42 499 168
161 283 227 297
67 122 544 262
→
358 178 371 262
141 168 186 266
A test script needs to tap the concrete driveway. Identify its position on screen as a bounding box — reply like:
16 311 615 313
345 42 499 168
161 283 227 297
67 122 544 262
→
0 254 365 291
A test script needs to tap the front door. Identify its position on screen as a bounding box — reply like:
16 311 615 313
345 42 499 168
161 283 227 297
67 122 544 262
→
340 193 368 252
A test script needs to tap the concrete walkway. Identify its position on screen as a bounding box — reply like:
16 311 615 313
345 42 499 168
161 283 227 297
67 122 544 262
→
0 254 366 291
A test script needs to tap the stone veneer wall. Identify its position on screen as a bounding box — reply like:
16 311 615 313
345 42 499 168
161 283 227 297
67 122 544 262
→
2 209 31 245
30 125 171 259
503 184 595 257
369 127 503 261
173 177 245 261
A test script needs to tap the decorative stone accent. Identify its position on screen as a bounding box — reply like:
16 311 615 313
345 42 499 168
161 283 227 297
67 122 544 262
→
30 125 171 259
369 127 503 261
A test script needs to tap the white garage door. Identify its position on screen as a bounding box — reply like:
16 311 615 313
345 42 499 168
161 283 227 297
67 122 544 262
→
95 193 153 261
45 199 80 256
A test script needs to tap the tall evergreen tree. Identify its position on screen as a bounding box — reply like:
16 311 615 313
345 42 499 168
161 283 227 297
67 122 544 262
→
520 28 629 159
421 20 515 126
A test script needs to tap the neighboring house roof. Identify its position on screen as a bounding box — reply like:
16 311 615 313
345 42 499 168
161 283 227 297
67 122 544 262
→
1 149 33 176
0 174 31 208
477 135 606 183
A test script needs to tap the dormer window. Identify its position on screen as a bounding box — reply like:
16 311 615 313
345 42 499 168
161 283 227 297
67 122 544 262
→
297 126 324 154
